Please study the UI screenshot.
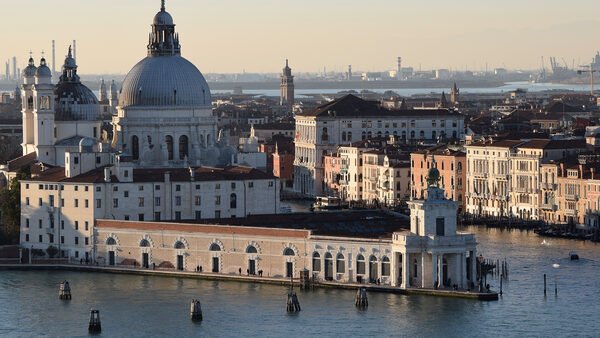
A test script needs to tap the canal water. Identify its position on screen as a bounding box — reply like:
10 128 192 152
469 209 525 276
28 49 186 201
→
1 227 599 337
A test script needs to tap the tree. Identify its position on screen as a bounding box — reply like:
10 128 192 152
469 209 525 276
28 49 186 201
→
46 245 58 258
0 169 30 245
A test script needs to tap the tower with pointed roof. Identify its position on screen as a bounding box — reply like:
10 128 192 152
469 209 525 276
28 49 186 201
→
31 56 57 164
450 83 459 106
280 59 294 112
21 55 37 155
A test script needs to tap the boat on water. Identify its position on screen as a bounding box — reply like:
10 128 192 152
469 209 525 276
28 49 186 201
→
569 251 579 260
312 196 348 210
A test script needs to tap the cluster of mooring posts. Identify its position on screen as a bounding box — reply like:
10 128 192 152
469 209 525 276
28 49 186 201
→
59 281 71 300
355 288 368 308
478 257 509 294
190 299 203 321
286 276 301 313
88 310 101 334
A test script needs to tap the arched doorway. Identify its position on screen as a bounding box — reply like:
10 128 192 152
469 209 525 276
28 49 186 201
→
174 241 185 270
324 252 333 281
106 237 117 266
356 254 366 283
283 248 295 278
179 135 189 160
209 243 221 273
246 245 258 275
140 239 150 268
369 256 378 283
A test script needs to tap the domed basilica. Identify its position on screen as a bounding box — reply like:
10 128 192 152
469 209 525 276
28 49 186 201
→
20 0 234 168
112 0 234 167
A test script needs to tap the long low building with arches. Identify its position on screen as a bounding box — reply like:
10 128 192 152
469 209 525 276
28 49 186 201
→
95 170 479 290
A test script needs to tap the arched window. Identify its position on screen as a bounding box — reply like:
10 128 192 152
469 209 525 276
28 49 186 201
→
322 127 329 141
312 252 321 272
140 239 150 247
410 131 415 139
377 131 382 138
174 241 185 249
179 135 189 160
106 237 116 245
432 130 437 140
419 130 425 139
209 243 221 251
230 193 237 209
342 131 347 141
347 132 352 141
356 254 365 275
381 256 390 276
336 253 345 274
246 245 257 254
385 131 390 138
367 131 372 139
457 162 462 171
402 131 406 140
283 248 295 256
165 135 174 160
132 135 139 160
362 131 367 140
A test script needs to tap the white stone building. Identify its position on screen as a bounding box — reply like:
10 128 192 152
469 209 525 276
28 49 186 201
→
294 94 464 196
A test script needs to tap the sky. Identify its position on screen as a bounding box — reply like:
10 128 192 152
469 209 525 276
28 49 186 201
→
2 0 600 75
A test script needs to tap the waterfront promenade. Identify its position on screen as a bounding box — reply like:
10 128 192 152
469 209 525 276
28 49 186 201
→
0 263 498 301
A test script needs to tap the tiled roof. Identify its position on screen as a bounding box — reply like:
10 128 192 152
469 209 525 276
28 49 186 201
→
297 94 463 118
520 138 587 150
7 153 37 172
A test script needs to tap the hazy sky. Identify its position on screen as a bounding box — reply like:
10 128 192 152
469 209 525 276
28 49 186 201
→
2 0 600 75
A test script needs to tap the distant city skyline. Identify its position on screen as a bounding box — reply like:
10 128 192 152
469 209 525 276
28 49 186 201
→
2 0 600 75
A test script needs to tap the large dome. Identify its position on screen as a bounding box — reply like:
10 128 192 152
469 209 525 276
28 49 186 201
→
119 55 212 108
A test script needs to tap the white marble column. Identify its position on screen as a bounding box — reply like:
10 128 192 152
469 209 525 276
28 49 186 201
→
438 254 444 288
431 253 438 289
454 254 461 288
390 252 397 287
471 249 477 287
461 253 467 288
402 253 409 289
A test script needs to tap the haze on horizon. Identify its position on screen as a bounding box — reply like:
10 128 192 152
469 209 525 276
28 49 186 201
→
2 0 600 75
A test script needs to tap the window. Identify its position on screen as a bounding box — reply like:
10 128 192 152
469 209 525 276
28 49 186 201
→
194 196 201 206
336 253 345 273
96 199 102 208
154 212 161 221
61 236 64 244
195 211 201 220
209 243 221 251
312 252 321 272
215 183 221 190
113 199 118 208
175 196 181 206
138 214 144 221
26 219 30 228
61 221 64 230
74 157 79 165
175 211 181 220
382 256 390 276
26 197 30 206
39 235 43 243
25 234 29 242
436 217 445 236
74 199 79 208
179 135 189 160
84 199 89 208
85 237 89 245
155 197 161 207
269 181 274 187
139 198 145 207
231 182 236 189
85 221 89 231
38 198 42 206
132 135 139 160
49 234 54 243
155 185 161 191
49 196 55 207
124 215 130 221
38 219 42 228
230 193 237 209
113 186 118 192
75 221 79 230
284 248 295 256
61 199 64 207
166 135 174 160
215 196 221 205
214 210 221 219
124 191 129 198
84 186 89 192
356 255 366 275
176 185 181 192
139 185 144 191
248 182 254 188
195 184 201 190
74 237 79 245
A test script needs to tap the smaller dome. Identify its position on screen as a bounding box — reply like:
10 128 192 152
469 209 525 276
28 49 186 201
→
153 10 173 25
35 58 51 78
427 167 440 187
23 57 37 77
78 137 96 152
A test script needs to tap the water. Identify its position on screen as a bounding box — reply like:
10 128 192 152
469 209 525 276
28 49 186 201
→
211 82 595 97
1 227 599 337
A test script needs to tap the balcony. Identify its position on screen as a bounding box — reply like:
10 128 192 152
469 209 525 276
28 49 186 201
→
565 194 579 201
540 203 557 211
541 183 557 190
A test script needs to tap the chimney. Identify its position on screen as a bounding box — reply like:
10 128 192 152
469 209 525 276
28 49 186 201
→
104 167 111 182
591 167 595 180
560 163 565 177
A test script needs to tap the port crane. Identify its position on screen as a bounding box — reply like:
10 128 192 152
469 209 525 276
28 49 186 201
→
577 63 599 96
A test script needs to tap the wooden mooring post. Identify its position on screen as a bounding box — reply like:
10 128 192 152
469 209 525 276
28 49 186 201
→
59 281 71 300
88 310 101 334
190 299 203 321
543 274 547 296
355 288 368 308
286 291 301 312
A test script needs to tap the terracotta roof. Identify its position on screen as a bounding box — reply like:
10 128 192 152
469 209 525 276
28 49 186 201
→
520 138 587 150
252 123 295 130
297 94 463 118
7 153 37 172
467 139 525 148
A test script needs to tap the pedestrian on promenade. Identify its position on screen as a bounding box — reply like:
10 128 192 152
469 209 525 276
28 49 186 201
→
239 267 242 275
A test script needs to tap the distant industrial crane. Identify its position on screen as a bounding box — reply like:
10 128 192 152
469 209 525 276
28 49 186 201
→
577 63 599 96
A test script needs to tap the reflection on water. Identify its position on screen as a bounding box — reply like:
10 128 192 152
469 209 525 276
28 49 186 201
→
0 227 599 337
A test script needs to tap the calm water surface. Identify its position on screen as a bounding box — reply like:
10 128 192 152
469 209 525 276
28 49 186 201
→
1 227 599 337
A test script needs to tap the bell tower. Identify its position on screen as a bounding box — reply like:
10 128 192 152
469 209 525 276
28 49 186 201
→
280 59 295 112
32 57 56 164
21 55 37 155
